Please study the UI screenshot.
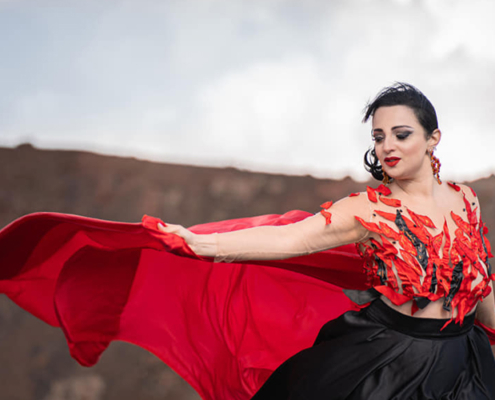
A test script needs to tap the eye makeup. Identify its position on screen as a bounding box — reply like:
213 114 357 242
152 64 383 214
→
396 131 413 140
372 128 413 142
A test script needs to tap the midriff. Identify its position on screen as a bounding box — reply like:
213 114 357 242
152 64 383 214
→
380 295 476 319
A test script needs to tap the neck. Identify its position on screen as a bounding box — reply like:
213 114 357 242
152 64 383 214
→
386 152 441 199
390 161 439 199
392 175 438 199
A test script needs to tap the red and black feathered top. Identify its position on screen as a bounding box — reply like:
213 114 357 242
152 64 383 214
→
351 182 494 327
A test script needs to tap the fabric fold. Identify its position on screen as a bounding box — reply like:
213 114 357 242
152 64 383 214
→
0 211 364 400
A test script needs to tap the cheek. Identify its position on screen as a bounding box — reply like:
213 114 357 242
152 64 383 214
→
411 142 427 158
400 139 426 157
374 145 383 159
400 146 428 171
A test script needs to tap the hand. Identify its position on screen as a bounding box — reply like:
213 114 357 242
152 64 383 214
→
157 222 196 245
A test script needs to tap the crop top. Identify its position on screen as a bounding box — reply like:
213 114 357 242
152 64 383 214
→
191 182 494 327
354 182 493 327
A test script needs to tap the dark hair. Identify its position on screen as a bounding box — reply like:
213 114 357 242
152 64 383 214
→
362 82 438 181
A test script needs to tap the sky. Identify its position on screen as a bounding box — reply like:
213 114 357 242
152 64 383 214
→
1 0 495 181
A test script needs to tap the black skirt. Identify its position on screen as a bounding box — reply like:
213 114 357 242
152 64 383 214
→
251 299 495 400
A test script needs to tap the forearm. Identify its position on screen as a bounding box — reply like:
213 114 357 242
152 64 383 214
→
189 233 219 258
216 224 311 262
158 221 306 261
191 224 306 262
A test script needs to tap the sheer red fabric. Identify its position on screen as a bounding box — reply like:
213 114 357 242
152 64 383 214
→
0 212 364 400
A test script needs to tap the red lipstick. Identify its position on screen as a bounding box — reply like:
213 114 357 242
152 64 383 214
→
384 157 400 167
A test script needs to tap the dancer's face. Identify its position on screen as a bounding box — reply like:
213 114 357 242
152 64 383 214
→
372 105 440 181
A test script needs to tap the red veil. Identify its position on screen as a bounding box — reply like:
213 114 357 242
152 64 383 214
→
0 211 366 399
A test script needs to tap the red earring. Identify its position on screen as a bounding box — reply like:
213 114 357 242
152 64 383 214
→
429 148 442 184
382 171 390 185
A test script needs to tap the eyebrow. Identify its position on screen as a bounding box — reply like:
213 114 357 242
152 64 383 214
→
372 125 414 133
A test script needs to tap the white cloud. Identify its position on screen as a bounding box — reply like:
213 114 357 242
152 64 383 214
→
187 55 370 179
196 56 323 149
426 0 495 62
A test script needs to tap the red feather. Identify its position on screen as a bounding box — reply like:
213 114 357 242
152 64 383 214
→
399 250 423 276
451 212 471 235
379 222 401 241
399 234 417 255
320 201 333 210
321 209 332 225
375 210 397 221
355 216 382 234
379 235 399 256
366 186 377 203
407 209 436 229
379 196 401 208
375 184 392 196
448 182 461 192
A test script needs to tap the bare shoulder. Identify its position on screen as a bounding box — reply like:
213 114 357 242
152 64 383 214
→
452 183 483 222
456 182 480 206
329 190 371 221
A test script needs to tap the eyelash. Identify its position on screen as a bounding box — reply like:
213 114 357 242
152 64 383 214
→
397 132 411 140
372 132 412 143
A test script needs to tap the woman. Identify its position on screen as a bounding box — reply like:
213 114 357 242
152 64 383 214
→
158 83 495 399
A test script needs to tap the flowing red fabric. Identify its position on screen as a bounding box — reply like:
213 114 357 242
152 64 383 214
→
0 212 365 400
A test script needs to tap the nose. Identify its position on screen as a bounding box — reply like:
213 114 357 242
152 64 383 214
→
382 135 395 153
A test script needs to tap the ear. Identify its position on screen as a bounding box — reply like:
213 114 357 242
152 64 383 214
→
428 129 441 148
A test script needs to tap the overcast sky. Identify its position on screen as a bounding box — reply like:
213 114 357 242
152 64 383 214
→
1 0 494 181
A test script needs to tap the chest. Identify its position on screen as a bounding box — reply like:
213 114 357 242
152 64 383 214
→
355 187 492 298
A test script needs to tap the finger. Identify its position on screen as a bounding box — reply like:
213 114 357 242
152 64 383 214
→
157 222 182 235
158 222 179 233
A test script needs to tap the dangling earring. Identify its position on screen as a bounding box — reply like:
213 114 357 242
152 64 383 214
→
429 148 442 184
382 170 390 185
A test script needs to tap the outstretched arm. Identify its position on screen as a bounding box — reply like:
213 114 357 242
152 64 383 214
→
158 193 371 262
